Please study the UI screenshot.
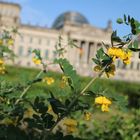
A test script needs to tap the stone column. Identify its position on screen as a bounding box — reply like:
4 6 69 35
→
76 40 81 66
88 42 96 65
82 41 89 65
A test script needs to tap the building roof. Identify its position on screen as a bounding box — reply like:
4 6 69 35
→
52 11 89 29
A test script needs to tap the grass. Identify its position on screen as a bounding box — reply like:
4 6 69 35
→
1 65 139 123
1 65 140 100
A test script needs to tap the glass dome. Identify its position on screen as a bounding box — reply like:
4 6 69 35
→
52 11 89 29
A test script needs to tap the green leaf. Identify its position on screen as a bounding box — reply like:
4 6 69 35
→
117 18 123 24
96 48 104 59
41 113 55 129
48 96 66 115
111 31 122 43
34 96 48 113
54 58 80 92
102 56 112 66
32 49 41 59
128 43 133 49
133 41 138 49
124 15 127 22
129 48 140 52
92 58 100 65
128 15 131 23
68 39 79 48
65 99 71 107
128 41 140 52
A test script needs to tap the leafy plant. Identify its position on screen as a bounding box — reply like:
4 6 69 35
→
0 16 140 140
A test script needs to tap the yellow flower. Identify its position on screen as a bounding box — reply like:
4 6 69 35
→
0 117 18 126
95 96 111 105
93 65 102 72
0 59 5 74
105 64 115 78
60 82 65 88
94 64 115 78
108 47 124 59
60 75 69 88
0 59 4 65
48 105 53 112
32 57 41 65
62 76 69 83
107 47 132 65
42 77 54 85
0 66 6 74
101 104 109 112
0 39 3 45
7 39 14 46
84 112 92 121
66 125 77 133
63 118 77 133
123 51 132 64
24 108 35 118
95 96 112 112
64 118 77 126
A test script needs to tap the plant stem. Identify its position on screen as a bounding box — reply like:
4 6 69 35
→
44 66 106 140
43 32 140 139
67 66 106 111
15 70 43 104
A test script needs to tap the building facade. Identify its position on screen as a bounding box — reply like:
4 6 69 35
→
0 1 140 82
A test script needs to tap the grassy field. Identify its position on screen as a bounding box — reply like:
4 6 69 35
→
1 65 140 99
1 65 139 111
0 66 140 139
0 65 139 129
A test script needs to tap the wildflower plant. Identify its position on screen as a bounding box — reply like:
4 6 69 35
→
0 15 140 140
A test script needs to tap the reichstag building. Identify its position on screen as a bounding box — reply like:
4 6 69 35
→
0 1 140 82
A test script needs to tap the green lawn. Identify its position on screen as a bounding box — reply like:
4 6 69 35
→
1 65 139 128
1 65 140 101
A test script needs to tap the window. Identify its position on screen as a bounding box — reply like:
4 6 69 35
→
27 47 32 57
79 41 85 59
88 42 94 64
97 43 102 48
81 41 85 48
20 35 24 42
46 39 50 46
18 46 23 56
45 50 49 58
14 17 19 23
53 51 57 59
38 38 41 45
130 62 134 69
117 60 120 68
29 37 33 44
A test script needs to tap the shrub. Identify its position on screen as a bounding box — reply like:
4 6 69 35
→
0 16 140 139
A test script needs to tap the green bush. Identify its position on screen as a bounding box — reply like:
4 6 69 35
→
1 15 140 140
77 109 140 140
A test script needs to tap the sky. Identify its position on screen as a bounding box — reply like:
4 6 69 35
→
2 0 140 36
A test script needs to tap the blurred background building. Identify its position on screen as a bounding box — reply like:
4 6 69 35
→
0 1 140 82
